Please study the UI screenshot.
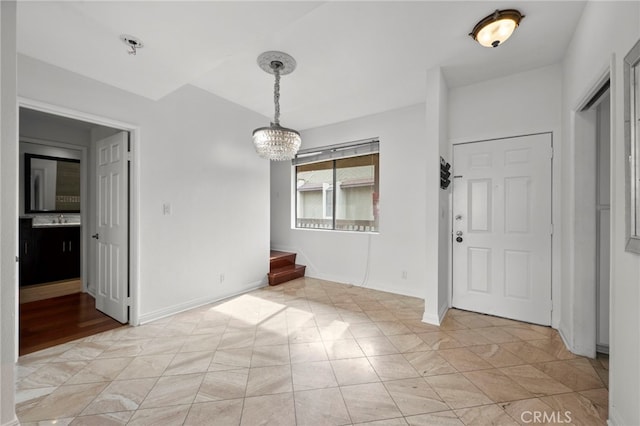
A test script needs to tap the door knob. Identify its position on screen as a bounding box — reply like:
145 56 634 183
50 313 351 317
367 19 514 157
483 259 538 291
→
456 231 463 236
455 215 462 220
92 233 100 240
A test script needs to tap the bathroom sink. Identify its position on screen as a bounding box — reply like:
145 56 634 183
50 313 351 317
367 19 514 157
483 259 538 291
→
32 223 81 228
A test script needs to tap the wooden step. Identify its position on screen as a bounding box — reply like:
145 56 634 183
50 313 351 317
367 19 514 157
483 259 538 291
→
269 250 297 271
268 264 306 286
268 250 306 285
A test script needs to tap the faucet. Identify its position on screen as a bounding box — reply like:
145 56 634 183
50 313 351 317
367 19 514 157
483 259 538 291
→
58 214 65 224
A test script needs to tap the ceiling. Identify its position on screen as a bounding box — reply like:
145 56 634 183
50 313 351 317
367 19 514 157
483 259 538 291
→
17 1 586 130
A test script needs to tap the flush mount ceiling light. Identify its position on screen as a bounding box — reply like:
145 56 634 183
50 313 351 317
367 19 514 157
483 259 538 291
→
469 9 524 48
120 34 143 55
252 51 301 161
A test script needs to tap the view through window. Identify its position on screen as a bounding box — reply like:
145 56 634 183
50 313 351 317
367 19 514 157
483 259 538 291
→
295 141 379 232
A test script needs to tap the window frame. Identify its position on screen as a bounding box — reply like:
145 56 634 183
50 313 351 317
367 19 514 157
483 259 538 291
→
293 138 379 233
322 183 334 220
624 38 640 254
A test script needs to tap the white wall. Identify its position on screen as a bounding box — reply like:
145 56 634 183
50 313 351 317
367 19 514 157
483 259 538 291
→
437 71 450 320
18 55 271 322
271 104 427 298
0 1 19 424
449 64 563 143
560 2 640 424
448 64 563 327
424 67 449 324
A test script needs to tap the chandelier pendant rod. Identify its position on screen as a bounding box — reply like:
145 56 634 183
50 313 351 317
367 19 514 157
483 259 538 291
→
273 64 281 126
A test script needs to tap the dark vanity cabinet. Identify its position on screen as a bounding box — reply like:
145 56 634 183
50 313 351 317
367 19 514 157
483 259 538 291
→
39 226 81 282
19 218 81 286
19 218 37 286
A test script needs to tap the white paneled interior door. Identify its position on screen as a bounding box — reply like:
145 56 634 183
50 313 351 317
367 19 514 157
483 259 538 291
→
94 131 129 323
452 134 552 325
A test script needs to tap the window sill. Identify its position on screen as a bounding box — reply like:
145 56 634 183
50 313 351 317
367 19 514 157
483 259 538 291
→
292 226 379 235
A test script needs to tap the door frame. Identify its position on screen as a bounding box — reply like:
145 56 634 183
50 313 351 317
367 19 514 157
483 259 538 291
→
571 67 612 357
17 97 141 328
593 91 611 354
450 132 554 325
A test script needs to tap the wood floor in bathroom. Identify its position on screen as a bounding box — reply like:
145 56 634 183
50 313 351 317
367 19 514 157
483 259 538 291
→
19 292 124 356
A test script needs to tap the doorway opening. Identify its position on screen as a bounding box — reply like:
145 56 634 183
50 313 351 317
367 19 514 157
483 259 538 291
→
578 80 611 356
17 104 138 355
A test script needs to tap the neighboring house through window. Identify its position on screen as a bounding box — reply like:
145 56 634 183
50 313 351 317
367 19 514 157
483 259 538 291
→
294 139 379 232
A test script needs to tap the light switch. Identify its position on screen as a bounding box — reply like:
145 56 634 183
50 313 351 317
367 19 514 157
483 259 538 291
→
162 203 171 215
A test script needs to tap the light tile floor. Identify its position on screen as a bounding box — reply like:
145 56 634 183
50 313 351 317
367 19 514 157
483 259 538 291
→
16 277 609 425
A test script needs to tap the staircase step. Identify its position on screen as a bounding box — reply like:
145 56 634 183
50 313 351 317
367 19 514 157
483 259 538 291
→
270 250 297 271
268 264 306 286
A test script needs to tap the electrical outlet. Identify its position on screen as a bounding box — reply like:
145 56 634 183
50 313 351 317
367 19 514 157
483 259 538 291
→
401 270 408 279
219 273 225 283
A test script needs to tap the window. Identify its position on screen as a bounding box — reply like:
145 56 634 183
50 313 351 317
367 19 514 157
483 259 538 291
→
624 38 640 253
294 139 379 232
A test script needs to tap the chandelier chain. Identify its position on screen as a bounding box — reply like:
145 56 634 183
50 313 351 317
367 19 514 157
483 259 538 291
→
273 68 281 125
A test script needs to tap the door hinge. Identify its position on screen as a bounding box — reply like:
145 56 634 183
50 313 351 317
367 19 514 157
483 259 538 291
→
127 152 133 161
550 223 554 235
549 146 554 159
126 296 132 306
15 256 19 262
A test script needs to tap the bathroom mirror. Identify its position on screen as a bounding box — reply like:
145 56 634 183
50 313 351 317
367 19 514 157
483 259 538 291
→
624 38 640 253
25 153 80 213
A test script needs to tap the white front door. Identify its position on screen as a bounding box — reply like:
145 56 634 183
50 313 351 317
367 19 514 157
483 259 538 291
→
94 131 128 323
452 134 552 325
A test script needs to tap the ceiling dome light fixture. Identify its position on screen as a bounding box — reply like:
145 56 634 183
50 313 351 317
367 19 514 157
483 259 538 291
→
252 51 301 161
120 34 143 55
470 9 524 48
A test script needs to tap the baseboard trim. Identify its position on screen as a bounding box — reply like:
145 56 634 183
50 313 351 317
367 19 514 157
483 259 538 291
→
438 303 449 323
270 246 423 300
138 281 265 324
1 416 19 426
303 271 423 300
421 311 440 326
557 322 571 349
607 406 624 426
422 301 449 326
556 318 594 358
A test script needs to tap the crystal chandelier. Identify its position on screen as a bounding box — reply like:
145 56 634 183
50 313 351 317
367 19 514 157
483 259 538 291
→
252 51 301 161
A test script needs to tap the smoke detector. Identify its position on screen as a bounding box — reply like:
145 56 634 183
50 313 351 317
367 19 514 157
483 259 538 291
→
120 34 143 55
